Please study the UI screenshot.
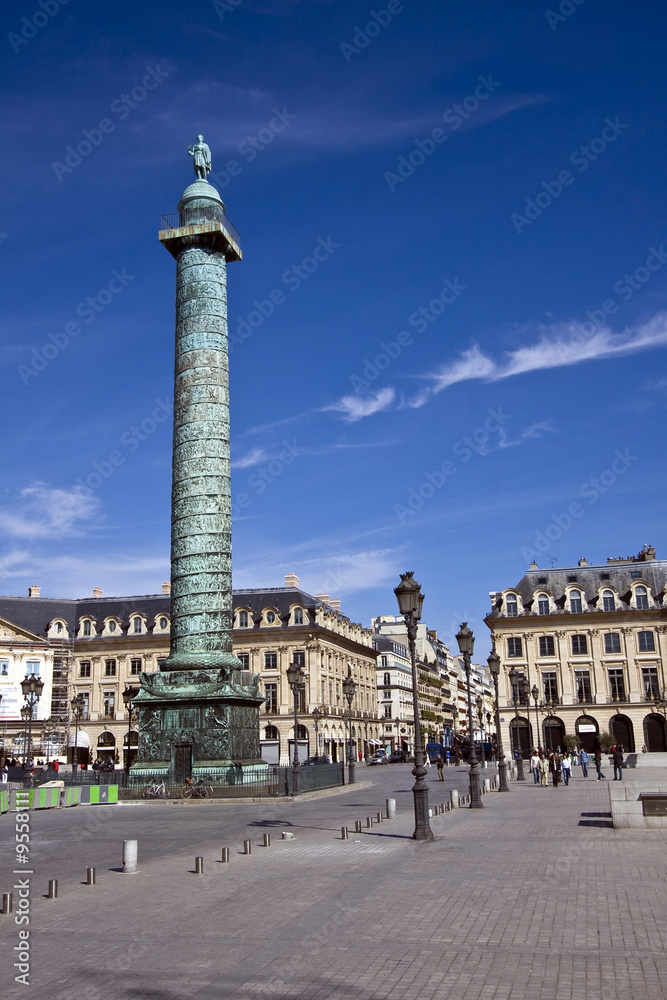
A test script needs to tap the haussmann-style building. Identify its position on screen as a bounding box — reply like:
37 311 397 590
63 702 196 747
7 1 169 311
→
486 546 667 756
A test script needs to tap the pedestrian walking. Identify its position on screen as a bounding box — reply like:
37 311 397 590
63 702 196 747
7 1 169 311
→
530 750 540 784
549 752 562 787
436 754 444 780
613 745 625 781
561 751 572 786
538 752 549 786
579 748 589 777
594 748 606 780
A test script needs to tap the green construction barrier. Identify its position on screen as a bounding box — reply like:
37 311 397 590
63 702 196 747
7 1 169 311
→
80 784 119 805
0 789 8 814
61 786 82 808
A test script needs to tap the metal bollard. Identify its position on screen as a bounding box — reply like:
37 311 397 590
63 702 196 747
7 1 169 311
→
195 857 204 874
86 867 95 886
376 812 383 824
366 816 373 828
355 820 363 833
221 847 230 863
341 826 349 840
243 840 252 855
450 789 459 809
386 797 396 819
122 839 138 874
47 880 58 899
2 892 12 914
263 833 271 848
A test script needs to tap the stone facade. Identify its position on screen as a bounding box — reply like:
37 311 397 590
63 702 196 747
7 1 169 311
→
486 546 667 755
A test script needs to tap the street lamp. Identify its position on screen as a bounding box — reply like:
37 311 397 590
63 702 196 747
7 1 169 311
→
122 685 140 774
312 705 322 757
475 693 484 749
531 684 541 752
70 693 86 773
508 668 526 780
20 674 44 767
456 622 483 809
286 660 305 794
394 571 433 840
342 666 357 785
487 650 509 792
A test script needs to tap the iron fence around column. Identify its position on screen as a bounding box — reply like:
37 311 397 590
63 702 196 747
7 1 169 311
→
55 762 344 798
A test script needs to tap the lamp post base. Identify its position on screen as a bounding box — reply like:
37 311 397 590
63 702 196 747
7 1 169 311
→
497 758 510 792
292 765 301 795
469 762 484 808
348 761 356 785
412 776 434 840
516 755 526 781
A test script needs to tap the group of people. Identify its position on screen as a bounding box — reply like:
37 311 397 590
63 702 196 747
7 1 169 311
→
528 745 626 786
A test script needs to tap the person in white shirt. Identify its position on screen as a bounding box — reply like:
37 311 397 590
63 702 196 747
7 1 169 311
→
561 751 573 785
530 750 540 784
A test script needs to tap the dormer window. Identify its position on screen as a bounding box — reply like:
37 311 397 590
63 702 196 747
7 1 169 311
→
537 594 549 615
569 590 582 614
602 590 615 612
158 616 169 630
108 621 117 633
506 595 518 617
238 610 249 628
294 608 303 625
133 617 143 633
56 621 63 633
266 612 276 624
635 586 649 610
83 620 91 636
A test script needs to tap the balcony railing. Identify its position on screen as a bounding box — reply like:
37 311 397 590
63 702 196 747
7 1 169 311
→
160 207 241 249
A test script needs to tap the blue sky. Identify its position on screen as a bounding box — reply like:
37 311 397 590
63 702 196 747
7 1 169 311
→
1 0 666 656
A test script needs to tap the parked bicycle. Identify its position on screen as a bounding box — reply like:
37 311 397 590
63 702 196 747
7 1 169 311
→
142 780 167 799
181 777 213 799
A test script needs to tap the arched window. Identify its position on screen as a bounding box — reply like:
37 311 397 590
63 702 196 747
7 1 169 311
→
264 725 279 740
294 608 303 625
635 586 649 610
83 620 92 636
158 616 169 630
133 617 142 633
537 594 549 615
506 595 518 617
238 610 248 628
383 672 390 686
108 620 117 633
602 590 615 612
569 590 582 614
296 724 309 740
266 611 276 624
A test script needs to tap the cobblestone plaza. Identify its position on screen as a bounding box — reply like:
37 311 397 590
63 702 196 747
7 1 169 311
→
2 763 667 999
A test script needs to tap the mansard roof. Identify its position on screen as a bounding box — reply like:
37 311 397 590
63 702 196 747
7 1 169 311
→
488 551 667 617
0 586 358 638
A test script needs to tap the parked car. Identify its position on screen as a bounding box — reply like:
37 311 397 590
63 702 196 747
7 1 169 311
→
368 752 389 765
302 755 331 766
389 750 407 763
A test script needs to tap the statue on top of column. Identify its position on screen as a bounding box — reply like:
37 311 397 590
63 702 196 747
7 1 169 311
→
188 134 212 180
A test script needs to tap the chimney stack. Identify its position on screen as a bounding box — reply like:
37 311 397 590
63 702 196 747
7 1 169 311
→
284 573 299 589
28 586 40 598
162 582 171 595
92 587 103 599
328 598 341 612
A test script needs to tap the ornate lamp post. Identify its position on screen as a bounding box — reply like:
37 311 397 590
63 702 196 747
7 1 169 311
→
531 684 542 752
475 693 484 750
487 650 509 792
456 622 483 808
20 706 31 766
21 674 44 767
312 705 322 757
394 571 433 840
122 685 140 774
508 668 526 780
286 660 305 794
342 667 357 784
70 693 86 773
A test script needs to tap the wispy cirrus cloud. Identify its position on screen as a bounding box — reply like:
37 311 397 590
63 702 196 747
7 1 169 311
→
322 386 396 422
0 483 101 540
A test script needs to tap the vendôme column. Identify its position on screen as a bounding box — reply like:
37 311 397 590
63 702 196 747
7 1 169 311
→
132 136 263 780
